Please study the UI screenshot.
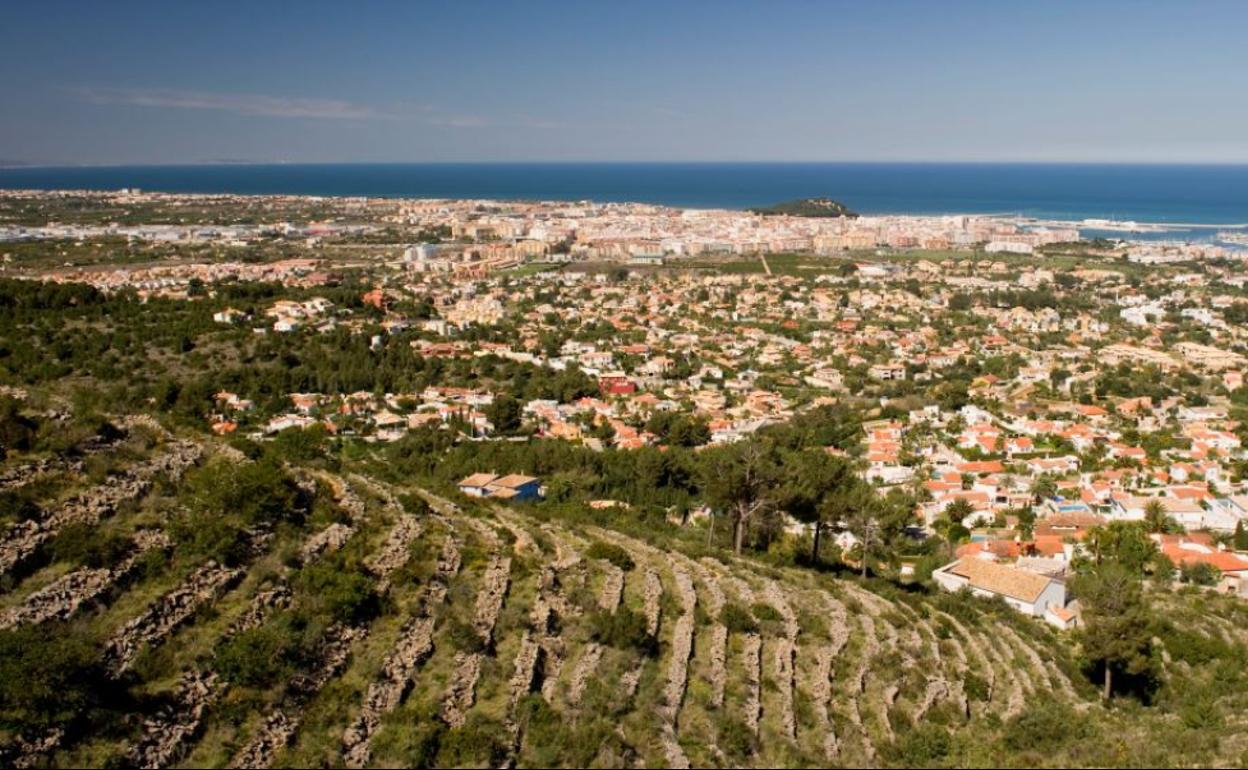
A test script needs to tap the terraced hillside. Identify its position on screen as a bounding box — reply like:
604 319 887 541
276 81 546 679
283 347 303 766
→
3 428 1248 768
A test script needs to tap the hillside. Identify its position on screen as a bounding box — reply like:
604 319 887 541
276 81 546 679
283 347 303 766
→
2 422 1248 768
748 197 858 218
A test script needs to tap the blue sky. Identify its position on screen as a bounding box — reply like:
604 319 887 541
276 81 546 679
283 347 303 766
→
3 0 1247 165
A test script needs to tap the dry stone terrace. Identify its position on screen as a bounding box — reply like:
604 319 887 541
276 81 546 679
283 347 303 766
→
2 416 1248 767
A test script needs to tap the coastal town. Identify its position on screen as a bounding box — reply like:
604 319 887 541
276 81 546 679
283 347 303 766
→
6 188 1248 619
5 186 1248 767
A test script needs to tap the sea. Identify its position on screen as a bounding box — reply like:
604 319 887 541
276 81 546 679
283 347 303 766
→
2 162 1247 242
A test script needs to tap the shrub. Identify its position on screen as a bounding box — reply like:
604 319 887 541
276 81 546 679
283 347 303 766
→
890 723 953 767
585 540 635 572
719 602 759 635
962 672 989 702
444 616 487 654
1002 701 1092 754
214 613 310 688
435 713 509 768
1180 562 1221 587
295 561 379 625
587 607 656 656
50 522 132 569
0 623 108 731
398 493 431 516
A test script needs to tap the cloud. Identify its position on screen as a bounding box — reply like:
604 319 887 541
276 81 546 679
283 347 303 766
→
424 113 490 128
70 87 382 120
68 86 533 131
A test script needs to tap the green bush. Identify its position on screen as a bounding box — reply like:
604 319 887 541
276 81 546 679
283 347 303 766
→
397 492 431 516
50 522 132 569
719 602 759 634
587 607 656 656
962 672 989 702
444 616 487 654
0 623 108 731
1180 562 1221 587
435 713 508 768
891 723 953 767
295 561 379 625
585 540 635 572
214 612 312 688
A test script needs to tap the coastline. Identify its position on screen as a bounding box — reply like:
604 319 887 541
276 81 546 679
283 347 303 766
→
2 162 1248 240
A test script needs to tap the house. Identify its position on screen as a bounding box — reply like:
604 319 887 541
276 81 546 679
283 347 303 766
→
1157 538 1248 595
1044 602 1081 630
933 557 1067 618
598 373 637 395
457 473 543 501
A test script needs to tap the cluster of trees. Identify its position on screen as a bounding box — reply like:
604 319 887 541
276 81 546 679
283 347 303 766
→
384 401 911 572
699 438 913 572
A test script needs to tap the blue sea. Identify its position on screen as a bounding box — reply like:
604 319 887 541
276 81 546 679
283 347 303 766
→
2 162 1247 236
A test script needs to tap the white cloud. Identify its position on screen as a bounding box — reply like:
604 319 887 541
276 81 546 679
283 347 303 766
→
71 87 382 120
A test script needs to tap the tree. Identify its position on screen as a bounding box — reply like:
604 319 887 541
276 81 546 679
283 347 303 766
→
0 623 109 731
1030 475 1058 503
1235 520 1248 552
1180 561 1221 586
838 487 914 577
1143 499 1178 534
700 440 777 554
1083 521 1157 575
486 393 523 434
944 498 975 525
934 498 975 545
779 450 855 564
1071 563 1155 700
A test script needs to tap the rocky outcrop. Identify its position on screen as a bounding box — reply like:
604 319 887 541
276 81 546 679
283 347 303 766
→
692 559 728 708
0 529 169 630
472 554 512 645
126 671 222 769
566 643 603 706
741 633 763 735
850 614 878 761
365 516 423 593
119 519 357 769
761 581 798 740
642 567 663 637
0 726 64 770
440 651 483 730
229 585 294 637
439 551 509 728
103 558 243 675
659 566 696 769
811 645 839 759
0 456 83 493
912 677 950 723
0 441 201 580
299 522 354 564
598 563 624 612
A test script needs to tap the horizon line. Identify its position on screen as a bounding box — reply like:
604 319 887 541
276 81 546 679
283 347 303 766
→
6 159 1248 170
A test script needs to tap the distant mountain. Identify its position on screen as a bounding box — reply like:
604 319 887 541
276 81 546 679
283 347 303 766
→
749 197 858 218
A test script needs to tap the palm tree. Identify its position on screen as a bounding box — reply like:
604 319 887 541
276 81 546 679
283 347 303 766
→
1030 475 1057 503
1143 499 1175 534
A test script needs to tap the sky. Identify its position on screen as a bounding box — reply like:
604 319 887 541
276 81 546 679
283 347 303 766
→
2 0 1247 165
